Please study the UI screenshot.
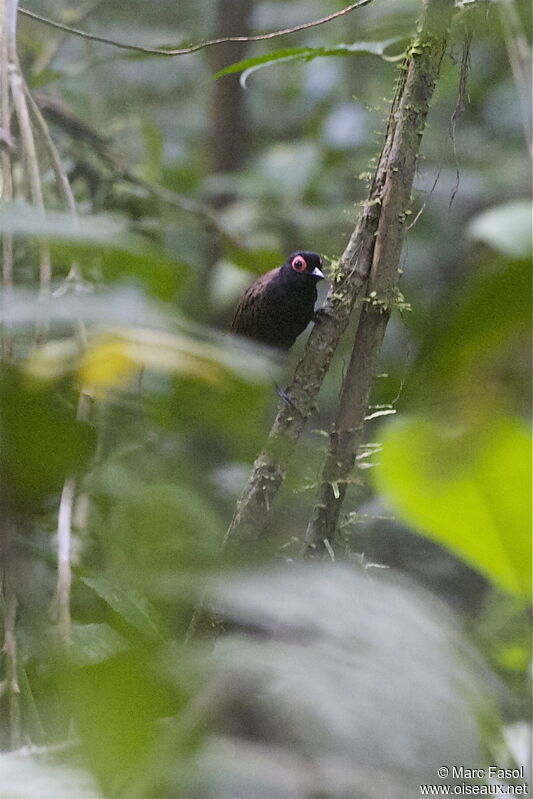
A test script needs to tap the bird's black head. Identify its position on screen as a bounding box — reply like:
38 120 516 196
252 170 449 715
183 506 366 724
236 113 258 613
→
283 251 325 282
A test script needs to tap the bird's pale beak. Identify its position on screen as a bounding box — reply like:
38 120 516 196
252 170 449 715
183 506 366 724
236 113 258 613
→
312 266 325 279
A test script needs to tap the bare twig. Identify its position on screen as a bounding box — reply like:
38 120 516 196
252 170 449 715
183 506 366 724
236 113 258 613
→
304 0 454 551
406 166 441 232
1 0 14 360
32 0 106 74
56 477 75 646
1 520 22 749
56 390 90 647
25 87 77 217
0 0 21 750
18 0 374 57
449 27 472 207
7 2 53 304
35 94 245 247
27 96 88 644
8 53 52 304
7 0 49 296
0 158 14 360
25 82 86 284
225 0 454 546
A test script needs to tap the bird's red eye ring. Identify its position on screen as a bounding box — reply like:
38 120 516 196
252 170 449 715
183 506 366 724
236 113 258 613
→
291 255 307 272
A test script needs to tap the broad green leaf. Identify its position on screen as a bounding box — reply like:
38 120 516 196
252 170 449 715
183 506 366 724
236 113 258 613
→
374 416 531 598
78 327 226 390
409 257 531 399
0 203 188 298
81 578 163 638
101 481 223 577
0 286 165 331
467 201 533 258
70 623 131 666
68 651 175 796
25 325 274 391
0 203 138 249
215 39 405 87
0 366 96 512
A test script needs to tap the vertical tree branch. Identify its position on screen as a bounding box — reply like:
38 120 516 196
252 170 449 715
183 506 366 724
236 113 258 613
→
9 57 52 302
210 0 251 177
56 477 75 646
1 0 21 750
7 0 51 310
225 0 455 546
25 84 86 285
1 520 22 749
24 68 87 649
304 0 453 551
56 390 89 647
25 86 78 217
1 0 14 360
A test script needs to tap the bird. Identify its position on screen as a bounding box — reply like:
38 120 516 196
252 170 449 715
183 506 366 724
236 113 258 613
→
231 251 325 350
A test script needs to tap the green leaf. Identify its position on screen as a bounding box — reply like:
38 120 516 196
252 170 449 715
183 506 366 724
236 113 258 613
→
467 201 533 258
215 39 405 87
374 416 532 598
70 623 131 667
409 257 531 400
0 366 96 513
99 480 223 578
0 203 188 299
0 203 138 248
68 651 174 795
1 286 165 331
81 578 163 638
26 68 63 89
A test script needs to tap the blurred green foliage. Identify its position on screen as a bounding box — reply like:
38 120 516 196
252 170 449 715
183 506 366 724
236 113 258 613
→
0 0 531 797
375 415 531 597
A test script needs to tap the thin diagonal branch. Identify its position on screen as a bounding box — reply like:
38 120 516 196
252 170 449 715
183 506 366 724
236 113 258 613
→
1 0 14 360
25 82 86 284
56 477 75 646
32 0 106 74
7 1 51 301
25 86 78 217
0 1 20 750
225 0 455 547
23 88 91 647
1 519 22 749
8 54 52 304
35 94 245 248
56 377 90 647
18 0 374 57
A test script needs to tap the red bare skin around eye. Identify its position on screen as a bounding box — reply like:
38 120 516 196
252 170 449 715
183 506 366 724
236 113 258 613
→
291 256 307 272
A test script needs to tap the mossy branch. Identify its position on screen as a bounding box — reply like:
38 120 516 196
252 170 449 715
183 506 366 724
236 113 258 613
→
304 0 453 551
225 0 455 546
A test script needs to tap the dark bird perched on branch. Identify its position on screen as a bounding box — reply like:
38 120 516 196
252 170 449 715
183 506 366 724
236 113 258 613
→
231 251 325 350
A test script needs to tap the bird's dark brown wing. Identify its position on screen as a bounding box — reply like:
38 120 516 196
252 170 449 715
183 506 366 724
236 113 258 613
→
231 267 279 338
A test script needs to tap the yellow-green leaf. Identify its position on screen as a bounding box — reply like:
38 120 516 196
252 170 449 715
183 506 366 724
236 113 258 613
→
374 416 531 598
